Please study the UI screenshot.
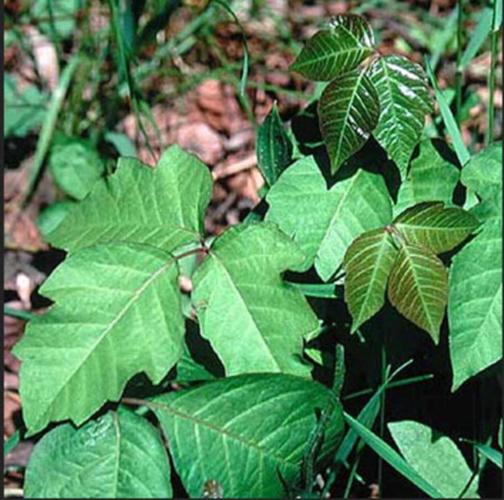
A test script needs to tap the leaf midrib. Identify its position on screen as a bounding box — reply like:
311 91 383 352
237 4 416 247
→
294 45 370 69
354 233 394 328
401 245 438 332
319 171 362 253
152 399 302 469
35 259 176 428
333 71 365 165
210 253 283 371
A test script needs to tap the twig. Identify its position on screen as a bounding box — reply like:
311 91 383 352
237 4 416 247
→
4 488 24 498
212 153 257 180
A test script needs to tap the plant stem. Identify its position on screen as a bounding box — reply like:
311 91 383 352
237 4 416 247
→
343 448 363 497
173 246 208 261
486 2 500 145
377 342 387 497
455 1 463 125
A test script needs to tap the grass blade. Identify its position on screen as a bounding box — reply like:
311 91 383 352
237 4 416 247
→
459 7 493 70
486 0 501 144
4 306 34 321
343 374 434 401
425 58 471 166
213 0 250 99
24 55 80 201
4 430 20 456
474 442 502 469
430 6 459 70
343 412 444 498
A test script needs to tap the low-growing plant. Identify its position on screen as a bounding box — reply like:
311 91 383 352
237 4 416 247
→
13 12 502 499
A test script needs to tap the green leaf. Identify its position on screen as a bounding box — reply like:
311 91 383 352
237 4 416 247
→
388 420 479 498
192 223 318 376
448 218 502 391
14 244 184 435
461 142 502 200
152 373 345 498
256 103 293 186
387 243 448 343
343 412 443 498
266 156 392 280
393 202 480 255
344 228 398 332
394 139 460 215
104 131 137 156
368 55 433 177
37 201 76 239
47 145 212 253
49 135 106 200
24 408 172 498
290 15 374 81
32 0 79 39
319 70 380 173
326 14 375 45
474 442 502 469
4 73 47 138
288 282 341 299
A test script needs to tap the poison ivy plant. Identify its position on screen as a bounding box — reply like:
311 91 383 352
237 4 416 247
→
448 142 503 391
368 56 433 176
256 103 293 186
151 373 344 498
291 13 432 175
388 420 479 498
13 11 500 499
47 145 212 253
266 156 392 280
394 139 460 215
24 408 173 498
318 70 380 172
192 223 319 376
290 15 374 81
14 243 185 435
344 202 479 341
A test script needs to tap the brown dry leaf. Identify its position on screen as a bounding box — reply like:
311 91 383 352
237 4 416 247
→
4 167 28 208
4 391 21 437
175 122 224 165
227 169 261 204
23 26 59 91
5 209 47 252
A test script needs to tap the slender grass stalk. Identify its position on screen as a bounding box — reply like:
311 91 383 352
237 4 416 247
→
343 373 434 401
213 0 250 100
377 343 387 497
24 54 80 203
455 0 464 125
425 58 471 166
3 430 21 456
108 0 156 161
486 0 500 145
343 447 364 497
4 306 35 321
